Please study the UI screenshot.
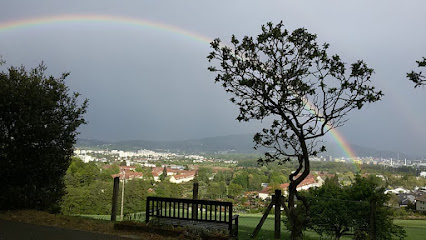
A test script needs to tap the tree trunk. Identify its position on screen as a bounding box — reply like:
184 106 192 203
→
289 209 303 240
286 150 310 240
287 185 304 240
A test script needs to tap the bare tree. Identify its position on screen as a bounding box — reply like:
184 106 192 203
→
207 22 383 239
407 57 426 88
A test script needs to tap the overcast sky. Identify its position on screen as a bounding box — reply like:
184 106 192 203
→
1 0 425 155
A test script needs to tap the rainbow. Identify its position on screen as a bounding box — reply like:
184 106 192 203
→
0 14 360 169
0 14 213 45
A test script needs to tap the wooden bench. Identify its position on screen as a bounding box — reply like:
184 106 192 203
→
145 196 239 237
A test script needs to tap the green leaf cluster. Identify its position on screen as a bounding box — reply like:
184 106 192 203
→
0 60 88 212
305 175 406 239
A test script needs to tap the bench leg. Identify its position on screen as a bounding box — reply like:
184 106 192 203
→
235 217 239 239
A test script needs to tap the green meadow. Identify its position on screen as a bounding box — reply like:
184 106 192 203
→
234 215 426 240
81 214 426 239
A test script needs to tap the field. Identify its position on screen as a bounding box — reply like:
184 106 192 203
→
394 220 426 240
78 213 426 239
237 215 426 240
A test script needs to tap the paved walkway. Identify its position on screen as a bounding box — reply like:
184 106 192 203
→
0 219 131 240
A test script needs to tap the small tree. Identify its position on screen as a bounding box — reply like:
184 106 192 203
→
208 22 383 239
407 57 426 87
0 59 87 211
159 166 167 181
306 175 406 239
306 176 351 239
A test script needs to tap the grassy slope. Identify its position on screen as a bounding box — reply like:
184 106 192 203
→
394 220 426 240
9 211 424 240
238 214 426 240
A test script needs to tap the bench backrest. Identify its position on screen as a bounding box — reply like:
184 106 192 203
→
146 196 233 223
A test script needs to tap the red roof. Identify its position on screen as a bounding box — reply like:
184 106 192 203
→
172 171 196 180
111 171 143 180
120 166 136 171
259 176 317 194
298 177 316 187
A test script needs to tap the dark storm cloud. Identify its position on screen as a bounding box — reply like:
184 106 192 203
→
1 0 425 155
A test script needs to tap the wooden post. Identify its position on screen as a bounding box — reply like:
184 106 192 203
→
193 182 199 219
274 189 281 240
193 182 199 199
228 204 233 234
370 198 377 240
145 197 150 223
111 177 119 221
251 197 274 238
120 171 125 221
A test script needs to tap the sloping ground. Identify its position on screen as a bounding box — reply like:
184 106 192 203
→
0 220 130 240
394 220 426 240
0 210 172 240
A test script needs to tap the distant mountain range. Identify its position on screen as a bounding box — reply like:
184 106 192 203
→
76 134 423 160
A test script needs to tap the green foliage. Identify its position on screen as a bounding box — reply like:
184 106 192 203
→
100 164 119 181
306 176 353 239
268 170 288 184
154 181 183 198
196 167 213 183
65 157 100 186
232 171 249 189
213 170 233 184
203 181 227 199
159 166 167 181
0 60 88 211
306 175 407 239
61 159 151 215
140 167 154 181
228 183 244 198
247 173 266 191
121 179 150 214
407 57 426 88
61 180 112 215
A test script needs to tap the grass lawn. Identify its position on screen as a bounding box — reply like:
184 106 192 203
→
394 220 426 240
73 213 426 239
237 214 320 240
238 214 426 240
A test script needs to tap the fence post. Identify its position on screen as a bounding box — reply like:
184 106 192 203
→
275 189 281 240
251 197 274 238
193 182 199 220
111 177 120 221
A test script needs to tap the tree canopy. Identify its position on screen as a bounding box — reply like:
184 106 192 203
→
208 22 383 239
0 60 88 211
306 175 406 240
407 57 426 88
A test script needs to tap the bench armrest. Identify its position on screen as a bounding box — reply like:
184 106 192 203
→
232 215 239 221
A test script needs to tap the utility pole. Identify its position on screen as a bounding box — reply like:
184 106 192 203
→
120 170 126 221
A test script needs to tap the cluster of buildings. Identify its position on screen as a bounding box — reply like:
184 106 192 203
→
257 173 332 200
313 155 426 167
109 165 197 184
75 148 192 162
74 148 240 166
73 148 240 164
383 185 426 212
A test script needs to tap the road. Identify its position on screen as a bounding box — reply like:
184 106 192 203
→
0 219 133 240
